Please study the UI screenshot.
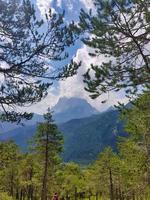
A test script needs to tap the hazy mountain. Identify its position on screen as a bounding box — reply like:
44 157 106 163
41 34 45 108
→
53 97 99 123
0 97 98 133
0 113 44 135
0 110 126 164
60 110 126 164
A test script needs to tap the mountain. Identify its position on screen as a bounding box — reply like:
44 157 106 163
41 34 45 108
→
60 110 126 164
0 97 98 133
53 97 98 123
0 110 126 164
0 113 44 135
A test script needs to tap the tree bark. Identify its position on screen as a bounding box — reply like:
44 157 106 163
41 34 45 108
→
109 168 114 200
41 132 49 200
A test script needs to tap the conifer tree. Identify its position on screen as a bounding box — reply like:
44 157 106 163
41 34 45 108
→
0 141 21 198
0 0 79 122
33 109 63 200
79 0 150 98
121 89 150 189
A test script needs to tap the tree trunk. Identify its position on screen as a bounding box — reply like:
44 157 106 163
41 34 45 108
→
16 188 19 200
96 192 98 200
88 189 92 200
10 170 14 197
74 187 78 200
109 168 114 200
132 191 135 200
115 188 119 200
144 131 150 185
20 189 23 200
41 132 49 200
27 168 33 200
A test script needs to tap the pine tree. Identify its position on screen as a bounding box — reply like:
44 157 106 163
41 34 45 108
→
0 0 80 122
121 89 150 189
0 141 21 198
79 0 150 98
56 162 85 199
118 139 147 199
33 109 63 200
18 154 40 200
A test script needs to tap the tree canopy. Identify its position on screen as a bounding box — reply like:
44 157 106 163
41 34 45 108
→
0 98 150 199
79 0 150 98
0 0 79 122
33 109 63 200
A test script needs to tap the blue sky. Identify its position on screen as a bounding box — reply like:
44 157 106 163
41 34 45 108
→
26 0 128 114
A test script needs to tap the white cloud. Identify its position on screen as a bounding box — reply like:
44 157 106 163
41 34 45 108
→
57 45 128 112
23 86 59 114
55 0 73 10
67 0 74 10
36 0 95 16
27 45 128 114
57 0 62 7
79 0 94 10
36 0 56 17
26 1 128 113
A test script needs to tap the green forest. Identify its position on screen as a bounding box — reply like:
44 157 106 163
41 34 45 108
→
0 0 150 199
0 91 150 200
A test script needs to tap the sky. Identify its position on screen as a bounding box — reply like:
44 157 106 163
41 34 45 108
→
26 0 128 114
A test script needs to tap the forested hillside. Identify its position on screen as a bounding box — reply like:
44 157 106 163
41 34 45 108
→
61 110 125 163
0 109 126 164
0 91 150 200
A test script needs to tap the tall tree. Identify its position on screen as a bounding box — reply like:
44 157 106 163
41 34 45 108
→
0 0 79 122
121 89 150 187
87 148 121 200
33 109 63 200
0 141 21 198
56 162 85 199
18 154 40 200
118 139 147 199
79 0 150 98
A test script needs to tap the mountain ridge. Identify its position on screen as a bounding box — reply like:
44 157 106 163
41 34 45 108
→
0 97 98 133
0 97 126 164
52 97 99 123
0 110 126 164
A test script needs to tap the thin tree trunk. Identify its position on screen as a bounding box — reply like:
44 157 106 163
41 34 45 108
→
74 187 78 200
27 168 33 200
96 192 98 200
109 168 114 200
20 189 23 200
16 188 19 200
115 188 119 200
10 170 14 197
41 132 49 200
132 191 135 200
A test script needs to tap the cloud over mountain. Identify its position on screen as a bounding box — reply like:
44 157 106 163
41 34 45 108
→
27 0 128 114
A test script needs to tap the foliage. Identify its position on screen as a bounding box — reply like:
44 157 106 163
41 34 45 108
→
56 162 85 198
0 141 21 198
120 89 150 190
33 109 63 200
0 192 13 200
1 109 125 164
0 0 80 123
79 0 150 98
121 89 150 151
0 93 150 199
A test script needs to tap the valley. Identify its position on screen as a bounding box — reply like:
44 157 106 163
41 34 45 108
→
0 97 125 164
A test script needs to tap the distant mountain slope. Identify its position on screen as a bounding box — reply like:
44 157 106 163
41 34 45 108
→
0 110 126 164
53 97 98 123
60 110 126 164
0 113 43 134
0 97 98 133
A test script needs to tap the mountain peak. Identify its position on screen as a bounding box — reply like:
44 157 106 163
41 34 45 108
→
52 96 99 123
